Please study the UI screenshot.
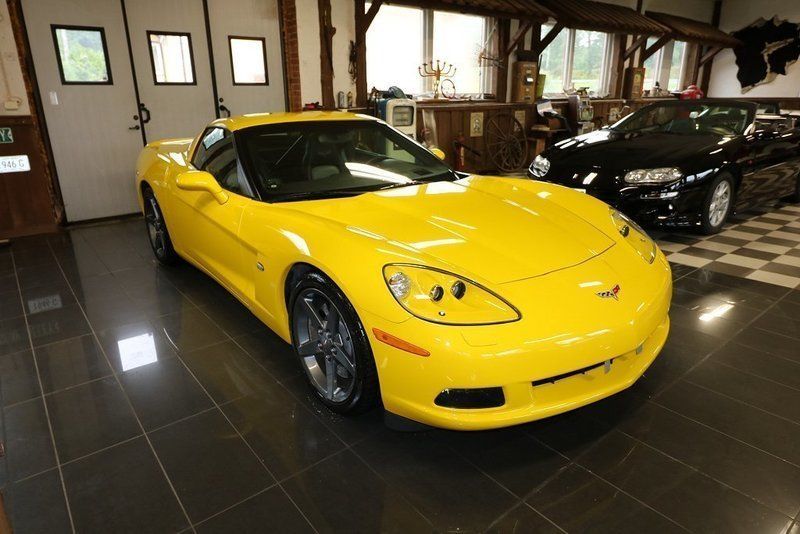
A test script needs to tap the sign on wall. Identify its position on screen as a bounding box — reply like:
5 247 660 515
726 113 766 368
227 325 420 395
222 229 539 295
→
0 128 13 144
0 155 31 173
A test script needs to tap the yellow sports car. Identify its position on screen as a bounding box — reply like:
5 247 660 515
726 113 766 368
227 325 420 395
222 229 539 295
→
135 111 671 431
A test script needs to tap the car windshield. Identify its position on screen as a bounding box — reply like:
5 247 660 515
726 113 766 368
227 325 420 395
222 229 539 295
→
610 102 754 136
236 120 454 202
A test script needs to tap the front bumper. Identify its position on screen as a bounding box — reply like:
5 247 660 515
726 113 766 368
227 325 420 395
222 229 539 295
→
362 248 672 431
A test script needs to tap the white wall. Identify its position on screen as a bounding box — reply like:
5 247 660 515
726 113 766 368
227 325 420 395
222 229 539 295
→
0 1 31 116
708 0 800 98
296 0 356 106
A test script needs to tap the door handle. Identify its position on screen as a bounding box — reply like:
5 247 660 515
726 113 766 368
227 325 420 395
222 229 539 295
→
129 125 141 130
139 103 151 124
219 103 231 118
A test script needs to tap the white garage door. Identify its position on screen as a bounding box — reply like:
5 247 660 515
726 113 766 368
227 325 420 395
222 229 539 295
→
21 0 286 222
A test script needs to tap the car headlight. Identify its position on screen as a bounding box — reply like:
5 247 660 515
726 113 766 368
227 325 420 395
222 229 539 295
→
624 167 682 184
610 209 656 264
383 264 520 325
530 155 550 177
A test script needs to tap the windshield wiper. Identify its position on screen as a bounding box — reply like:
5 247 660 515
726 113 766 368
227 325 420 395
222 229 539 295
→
270 189 368 203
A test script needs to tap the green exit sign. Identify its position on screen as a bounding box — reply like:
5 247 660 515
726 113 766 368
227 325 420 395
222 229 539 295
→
0 128 12 144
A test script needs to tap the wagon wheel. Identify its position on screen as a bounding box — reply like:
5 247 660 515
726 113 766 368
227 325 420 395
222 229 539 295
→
483 113 528 173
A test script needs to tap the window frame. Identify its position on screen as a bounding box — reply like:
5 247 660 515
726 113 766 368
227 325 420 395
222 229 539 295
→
51 24 113 85
539 25 613 97
146 30 197 86
228 35 269 86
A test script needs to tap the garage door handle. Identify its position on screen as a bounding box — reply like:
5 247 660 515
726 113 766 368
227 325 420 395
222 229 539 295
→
129 125 140 130
139 103 151 124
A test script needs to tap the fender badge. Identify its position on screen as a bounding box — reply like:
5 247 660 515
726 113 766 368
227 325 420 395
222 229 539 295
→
596 284 621 300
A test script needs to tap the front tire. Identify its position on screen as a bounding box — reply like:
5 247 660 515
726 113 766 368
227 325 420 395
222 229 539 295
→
143 187 179 265
289 271 379 414
700 173 734 235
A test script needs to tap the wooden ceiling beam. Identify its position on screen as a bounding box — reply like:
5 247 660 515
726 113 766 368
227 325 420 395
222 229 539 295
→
639 34 671 65
623 34 647 62
531 22 563 57
505 20 532 56
699 45 722 66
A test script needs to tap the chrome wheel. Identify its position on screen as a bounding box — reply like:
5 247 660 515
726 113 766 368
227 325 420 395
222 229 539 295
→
145 197 168 258
708 180 731 228
292 288 356 403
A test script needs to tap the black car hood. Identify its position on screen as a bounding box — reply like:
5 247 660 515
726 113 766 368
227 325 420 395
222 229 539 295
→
544 129 725 171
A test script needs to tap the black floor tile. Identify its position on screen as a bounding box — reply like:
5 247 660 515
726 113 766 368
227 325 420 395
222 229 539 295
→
181 340 277 404
354 430 518 532
149 409 273 522
62 437 189 533
658 380 800 465
153 307 228 353
198 299 265 337
221 382 344 480
0 316 30 357
34 334 112 393
20 282 76 315
751 299 800 340
82 294 149 332
0 349 40 406
95 320 179 372
2 468 71 534
69 273 126 304
195 487 313 534
593 398 800 517
15 263 66 291
282 449 432 533
26 304 91 347
232 329 302 382
0 273 18 294
668 304 746 339
685 359 800 424
433 426 570 498
120 356 212 430
2 398 56 482
730 326 800 364
685 269 790 300
525 463 682 533
0 289 22 320
575 428 793 533
45 376 141 462
712 341 800 389
487 503 562 534
673 276 780 311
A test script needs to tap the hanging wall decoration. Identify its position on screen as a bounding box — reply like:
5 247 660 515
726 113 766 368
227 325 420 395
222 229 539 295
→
733 16 800 92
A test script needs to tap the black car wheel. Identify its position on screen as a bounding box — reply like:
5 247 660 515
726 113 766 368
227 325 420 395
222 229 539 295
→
700 173 735 235
786 172 800 204
289 270 379 414
143 187 179 265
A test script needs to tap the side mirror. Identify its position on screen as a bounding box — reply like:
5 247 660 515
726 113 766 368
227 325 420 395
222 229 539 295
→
430 147 446 160
176 170 229 204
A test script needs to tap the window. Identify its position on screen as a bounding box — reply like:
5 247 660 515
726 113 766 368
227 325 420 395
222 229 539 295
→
366 4 424 95
642 37 660 91
642 39 688 93
366 5 490 96
667 41 687 91
148 31 195 84
193 128 249 196
539 25 611 96
51 25 112 84
229 36 268 85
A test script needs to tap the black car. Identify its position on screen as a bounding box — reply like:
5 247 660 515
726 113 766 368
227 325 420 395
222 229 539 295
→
529 99 800 234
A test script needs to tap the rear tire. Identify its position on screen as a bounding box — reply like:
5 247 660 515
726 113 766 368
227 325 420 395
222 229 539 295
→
143 187 179 265
289 270 379 414
700 173 734 235
785 173 800 204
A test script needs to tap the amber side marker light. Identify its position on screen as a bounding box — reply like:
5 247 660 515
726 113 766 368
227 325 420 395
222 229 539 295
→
372 328 430 357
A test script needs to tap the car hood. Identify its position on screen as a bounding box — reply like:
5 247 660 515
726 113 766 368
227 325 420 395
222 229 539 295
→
283 177 615 284
545 129 724 171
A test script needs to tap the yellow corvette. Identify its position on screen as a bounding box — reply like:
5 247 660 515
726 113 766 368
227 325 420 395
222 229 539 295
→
135 111 671 431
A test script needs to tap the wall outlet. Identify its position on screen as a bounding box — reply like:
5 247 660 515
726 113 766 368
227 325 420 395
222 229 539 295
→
470 112 484 137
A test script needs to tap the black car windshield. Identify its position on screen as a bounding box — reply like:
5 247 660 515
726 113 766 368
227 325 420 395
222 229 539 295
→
610 101 754 136
236 120 454 202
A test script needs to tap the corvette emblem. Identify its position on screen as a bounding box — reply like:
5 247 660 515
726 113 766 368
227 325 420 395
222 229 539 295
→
596 284 621 300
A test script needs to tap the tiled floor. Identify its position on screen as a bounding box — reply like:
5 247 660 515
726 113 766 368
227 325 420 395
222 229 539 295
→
655 203 800 289
1 218 799 533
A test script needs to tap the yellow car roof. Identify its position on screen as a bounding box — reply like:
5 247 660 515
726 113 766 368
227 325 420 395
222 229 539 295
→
209 111 379 132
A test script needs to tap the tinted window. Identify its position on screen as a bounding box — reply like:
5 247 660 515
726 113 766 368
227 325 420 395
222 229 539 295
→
236 120 453 202
193 128 247 195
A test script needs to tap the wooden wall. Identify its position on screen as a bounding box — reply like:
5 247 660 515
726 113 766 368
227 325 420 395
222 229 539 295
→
0 116 58 238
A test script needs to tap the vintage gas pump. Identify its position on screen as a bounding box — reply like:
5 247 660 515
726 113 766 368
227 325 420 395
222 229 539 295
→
375 87 417 161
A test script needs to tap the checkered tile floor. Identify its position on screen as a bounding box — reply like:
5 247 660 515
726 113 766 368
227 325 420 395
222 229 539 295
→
653 203 800 289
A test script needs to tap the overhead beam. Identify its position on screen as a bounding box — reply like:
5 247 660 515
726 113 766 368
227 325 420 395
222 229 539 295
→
505 21 532 57
699 46 722 66
531 22 563 57
623 34 647 62
639 34 671 66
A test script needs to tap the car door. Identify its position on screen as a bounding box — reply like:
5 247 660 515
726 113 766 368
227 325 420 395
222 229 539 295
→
738 121 798 207
173 127 252 299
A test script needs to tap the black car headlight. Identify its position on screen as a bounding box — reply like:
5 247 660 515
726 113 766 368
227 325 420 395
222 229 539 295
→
383 264 520 325
530 155 550 178
624 167 682 184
